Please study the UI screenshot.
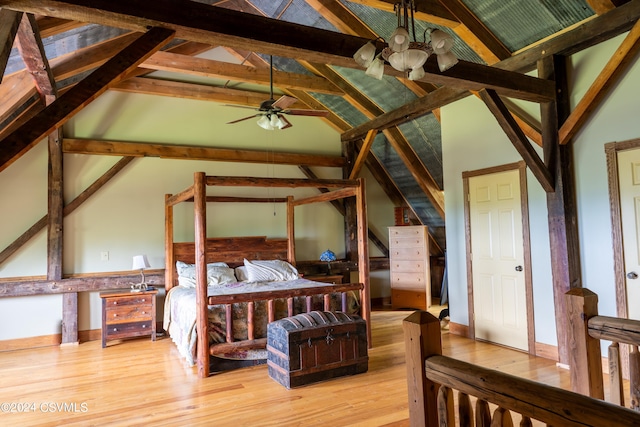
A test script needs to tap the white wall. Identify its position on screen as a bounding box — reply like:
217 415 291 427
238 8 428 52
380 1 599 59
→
442 32 639 348
0 89 394 341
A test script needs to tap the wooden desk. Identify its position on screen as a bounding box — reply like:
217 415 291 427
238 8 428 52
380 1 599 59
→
100 288 157 348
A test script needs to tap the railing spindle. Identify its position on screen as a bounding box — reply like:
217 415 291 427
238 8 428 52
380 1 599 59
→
247 301 254 340
491 407 513 427
436 386 455 426
519 416 532 427
458 391 472 427
609 341 625 406
475 399 491 427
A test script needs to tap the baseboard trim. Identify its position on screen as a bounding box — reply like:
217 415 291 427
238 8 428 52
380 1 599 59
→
448 322 469 337
534 341 558 361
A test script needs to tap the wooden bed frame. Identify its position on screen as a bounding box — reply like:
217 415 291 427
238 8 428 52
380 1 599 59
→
165 172 371 378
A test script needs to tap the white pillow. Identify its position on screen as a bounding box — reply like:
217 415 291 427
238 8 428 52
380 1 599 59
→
243 259 299 282
234 266 249 282
176 261 234 287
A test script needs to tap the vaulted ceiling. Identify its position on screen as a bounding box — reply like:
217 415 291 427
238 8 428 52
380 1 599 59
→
0 0 638 255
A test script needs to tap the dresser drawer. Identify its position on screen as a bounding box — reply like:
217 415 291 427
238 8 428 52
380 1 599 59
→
389 260 426 273
389 236 426 248
100 288 158 348
390 246 428 260
391 272 427 290
389 227 427 239
391 289 427 310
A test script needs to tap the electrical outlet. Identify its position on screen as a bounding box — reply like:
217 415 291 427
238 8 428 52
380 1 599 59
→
101 251 109 261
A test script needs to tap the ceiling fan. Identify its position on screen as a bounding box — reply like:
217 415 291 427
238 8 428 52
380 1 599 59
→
226 55 329 130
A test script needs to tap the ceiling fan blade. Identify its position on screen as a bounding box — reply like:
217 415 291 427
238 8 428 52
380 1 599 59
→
224 104 259 111
227 114 260 124
284 109 330 117
271 95 298 110
279 115 292 129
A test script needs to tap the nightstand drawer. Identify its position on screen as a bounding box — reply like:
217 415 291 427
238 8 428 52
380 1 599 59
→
105 294 153 307
104 321 153 339
105 304 153 324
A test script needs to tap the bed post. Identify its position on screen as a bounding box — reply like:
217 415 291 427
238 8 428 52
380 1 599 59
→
286 195 296 265
165 194 174 291
356 178 371 347
194 172 209 378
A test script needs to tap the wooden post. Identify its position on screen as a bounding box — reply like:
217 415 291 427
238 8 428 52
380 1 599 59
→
356 178 371 347
193 172 208 378
165 194 174 291
565 288 604 399
286 196 296 265
403 311 442 427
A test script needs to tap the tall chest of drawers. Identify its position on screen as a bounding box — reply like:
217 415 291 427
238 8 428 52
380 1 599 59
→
388 226 431 310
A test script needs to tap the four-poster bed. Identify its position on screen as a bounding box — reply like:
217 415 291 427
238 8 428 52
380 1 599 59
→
164 172 371 378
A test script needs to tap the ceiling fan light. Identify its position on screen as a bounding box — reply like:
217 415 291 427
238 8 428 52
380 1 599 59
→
437 51 458 72
430 29 454 55
353 41 376 67
365 56 385 80
388 27 410 52
270 114 285 129
257 115 273 130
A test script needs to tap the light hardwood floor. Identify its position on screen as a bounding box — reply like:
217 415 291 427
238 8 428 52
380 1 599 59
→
0 307 610 427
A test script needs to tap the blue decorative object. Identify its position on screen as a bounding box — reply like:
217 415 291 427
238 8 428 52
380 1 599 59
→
320 249 337 274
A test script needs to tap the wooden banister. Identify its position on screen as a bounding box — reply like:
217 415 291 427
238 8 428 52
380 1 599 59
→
403 310 640 426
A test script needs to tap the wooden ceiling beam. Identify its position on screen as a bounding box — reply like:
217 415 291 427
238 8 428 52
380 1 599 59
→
36 16 85 38
62 138 345 168
111 76 307 108
0 0 553 102
15 13 57 100
559 18 640 145
479 89 554 192
140 51 343 96
0 26 174 173
586 0 617 14
0 9 22 80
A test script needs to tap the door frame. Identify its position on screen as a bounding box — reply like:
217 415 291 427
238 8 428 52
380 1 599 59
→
463 161 535 354
604 138 640 321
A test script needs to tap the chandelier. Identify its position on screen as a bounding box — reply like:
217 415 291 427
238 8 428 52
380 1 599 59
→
353 0 458 80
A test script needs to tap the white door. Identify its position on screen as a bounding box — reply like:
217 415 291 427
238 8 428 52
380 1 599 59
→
469 170 528 350
617 149 640 320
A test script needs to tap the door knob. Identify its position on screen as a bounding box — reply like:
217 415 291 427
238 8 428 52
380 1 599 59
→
627 271 638 280
515 265 523 272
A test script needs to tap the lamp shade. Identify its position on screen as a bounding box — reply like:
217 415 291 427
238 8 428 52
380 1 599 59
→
430 29 454 54
408 65 425 81
437 51 458 72
132 255 150 270
388 27 410 52
365 56 385 80
353 41 376 67
387 49 429 72
320 249 337 262
257 115 273 130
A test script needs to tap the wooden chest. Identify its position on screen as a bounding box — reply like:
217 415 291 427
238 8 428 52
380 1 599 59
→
267 311 368 388
100 288 157 348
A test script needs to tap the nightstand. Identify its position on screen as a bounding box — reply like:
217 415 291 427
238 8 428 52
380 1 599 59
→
100 288 157 348
305 274 344 284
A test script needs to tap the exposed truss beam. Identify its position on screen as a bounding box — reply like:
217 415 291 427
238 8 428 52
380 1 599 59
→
15 13 57 101
559 18 640 144
0 26 175 173
0 0 553 102
479 89 554 192
0 9 22 80
62 138 345 168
